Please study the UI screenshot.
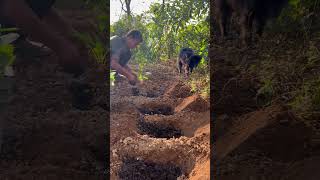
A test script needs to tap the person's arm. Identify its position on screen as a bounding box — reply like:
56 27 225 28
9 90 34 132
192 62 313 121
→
123 64 135 75
1 0 67 56
42 7 75 39
42 7 91 67
110 54 139 85
110 55 132 79
0 0 84 76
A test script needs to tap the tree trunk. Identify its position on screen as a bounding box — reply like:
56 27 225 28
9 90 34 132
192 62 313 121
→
120 0 132 28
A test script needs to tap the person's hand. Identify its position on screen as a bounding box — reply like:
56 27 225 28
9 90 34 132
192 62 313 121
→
128 73 138 86
134 75 144 87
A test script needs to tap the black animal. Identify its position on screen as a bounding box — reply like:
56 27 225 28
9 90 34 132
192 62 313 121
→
214 0 289 45
177 48 202 77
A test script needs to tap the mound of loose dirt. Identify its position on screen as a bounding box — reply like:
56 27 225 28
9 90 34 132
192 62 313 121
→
174 94 209 113
164 81 193 99
215 105 312 162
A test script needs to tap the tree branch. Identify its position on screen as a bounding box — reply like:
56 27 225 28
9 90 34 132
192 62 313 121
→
119 0 128 13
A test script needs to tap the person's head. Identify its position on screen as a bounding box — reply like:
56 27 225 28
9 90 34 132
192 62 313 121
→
125 30 143 49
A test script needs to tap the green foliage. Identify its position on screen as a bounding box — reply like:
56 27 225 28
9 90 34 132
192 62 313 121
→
256 78 275 106
147 0 209 60
76 0 109 35
73 31 94 46
273 0 320 35
110 70 116 86
247 0 320 119
73 31 107 67
90 41 107 65
0 28 19 33
111 0 209 62
71 0 110 82
0 25 17 77
81 0 109 13
71 0 109 64
110 0 209 93
289 78 320 118
136 62 149 81
303 40 320 72
0 44 15 76
188 69 210 99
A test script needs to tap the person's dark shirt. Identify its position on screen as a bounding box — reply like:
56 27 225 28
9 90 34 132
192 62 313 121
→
110 35 132 66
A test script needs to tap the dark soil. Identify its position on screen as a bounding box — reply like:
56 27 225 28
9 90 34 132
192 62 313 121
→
137 105 174 116
137 117 182 139
118 157 183 180
131 87 161 98
131 87 140 96
69 79 94 110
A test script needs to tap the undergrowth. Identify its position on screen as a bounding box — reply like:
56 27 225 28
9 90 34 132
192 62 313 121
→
188 58 210 99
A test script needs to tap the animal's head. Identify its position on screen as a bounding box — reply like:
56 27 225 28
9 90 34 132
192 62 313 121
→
183 63 190 77
179 48 197 77
180 54 190 77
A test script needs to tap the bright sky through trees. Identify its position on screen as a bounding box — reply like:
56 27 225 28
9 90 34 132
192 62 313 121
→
110 0 160 24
